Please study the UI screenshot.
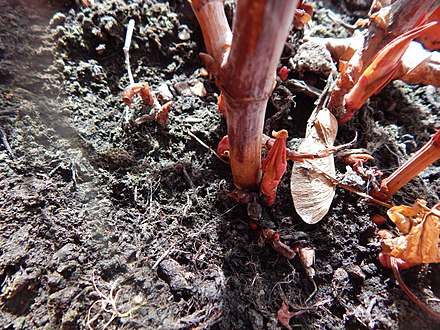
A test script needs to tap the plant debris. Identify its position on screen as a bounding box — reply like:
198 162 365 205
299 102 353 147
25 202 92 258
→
382 199 440 264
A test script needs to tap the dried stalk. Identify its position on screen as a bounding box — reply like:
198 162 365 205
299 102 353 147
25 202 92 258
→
190 0 299 190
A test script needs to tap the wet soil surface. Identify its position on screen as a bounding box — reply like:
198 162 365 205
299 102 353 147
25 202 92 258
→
0 0 439 329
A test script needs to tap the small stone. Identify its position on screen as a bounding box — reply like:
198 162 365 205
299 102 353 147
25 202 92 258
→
188 79 206 97
49 12 66 28
178 25 191 41
333 267 349 282
290 41 335 77
199 68 209 77
158 82 174 101
158 259 192 299
95 44 106 54
174 82 192 96
346 264 366 282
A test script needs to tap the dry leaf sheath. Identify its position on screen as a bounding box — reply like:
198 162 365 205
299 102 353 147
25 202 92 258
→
311 35 440 88
260 130 288 206
190 0 299 190
327 0 440 120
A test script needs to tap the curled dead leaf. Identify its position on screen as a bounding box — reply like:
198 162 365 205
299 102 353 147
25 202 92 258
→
277 300 295 330
382 200 440 264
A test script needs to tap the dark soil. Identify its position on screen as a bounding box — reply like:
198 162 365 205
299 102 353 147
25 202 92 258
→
0 0 439 329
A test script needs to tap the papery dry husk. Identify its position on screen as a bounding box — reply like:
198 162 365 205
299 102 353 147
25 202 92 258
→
291 109 337 224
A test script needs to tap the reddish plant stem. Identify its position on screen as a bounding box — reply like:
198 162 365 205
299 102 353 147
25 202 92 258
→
373 130 440 201
390 257 440 322
328 0 440 118
191 0 299 190
221 0 299 189
189 0 232 68
361 0 439 69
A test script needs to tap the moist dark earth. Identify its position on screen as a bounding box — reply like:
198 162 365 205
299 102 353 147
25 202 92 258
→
0 0 439 329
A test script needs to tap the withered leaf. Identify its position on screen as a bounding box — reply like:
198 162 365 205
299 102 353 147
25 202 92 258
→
277 300 295 330
382 200 440 264
291 108 337 224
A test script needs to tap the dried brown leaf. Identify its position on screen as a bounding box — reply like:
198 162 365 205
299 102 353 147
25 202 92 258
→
277 300 295 330
387 200 426 234
291 109 337 224
382 200 440 264
260 130 288 206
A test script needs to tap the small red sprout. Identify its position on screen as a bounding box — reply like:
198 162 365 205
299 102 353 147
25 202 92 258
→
341 21 439 125
216 135 229 158
122 82 154 107
259 228 296 259
342 153 374 172
293 1 314 29
371 214 386 226
260 130 288 206
278 66 289 81
277 300 296 330
155 101 172 126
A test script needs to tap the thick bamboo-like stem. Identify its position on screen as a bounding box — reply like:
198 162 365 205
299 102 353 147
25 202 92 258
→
220 0 298 189
189 0 232 68
373 130 440 201
191 0 298 190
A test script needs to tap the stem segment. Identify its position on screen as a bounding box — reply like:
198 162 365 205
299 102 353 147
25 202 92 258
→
373 130 440 201
191 0 298 190
223 0 298 189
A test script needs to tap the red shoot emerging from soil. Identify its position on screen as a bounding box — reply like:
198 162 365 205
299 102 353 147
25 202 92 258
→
122 82 154 107
259 228 296 259
277 300 296 330
216 135 229 158
293 1 314 29
342 153 374 172
278 66 289 81
341 21 439 125
156 101 172 126
260 130 288 206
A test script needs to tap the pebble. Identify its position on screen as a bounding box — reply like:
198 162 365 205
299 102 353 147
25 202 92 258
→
178 24 191 41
